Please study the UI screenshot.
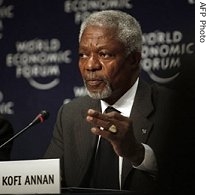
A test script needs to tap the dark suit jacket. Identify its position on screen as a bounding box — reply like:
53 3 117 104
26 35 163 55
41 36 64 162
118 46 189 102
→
44 80 194 194
0 115 14 161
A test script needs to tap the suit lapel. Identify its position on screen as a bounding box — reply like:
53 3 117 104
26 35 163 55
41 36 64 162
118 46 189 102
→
121 80 155 187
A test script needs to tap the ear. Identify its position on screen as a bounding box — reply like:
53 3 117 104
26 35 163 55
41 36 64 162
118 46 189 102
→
127 51 141 69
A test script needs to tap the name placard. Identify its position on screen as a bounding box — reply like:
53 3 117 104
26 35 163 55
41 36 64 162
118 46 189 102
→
0 159 60 194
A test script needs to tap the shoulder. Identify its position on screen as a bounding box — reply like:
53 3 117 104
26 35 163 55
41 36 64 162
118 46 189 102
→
138 80 178 114
138 80 175 102
56 96 100 120
148 82 182 122
149 81 174 96
62 96 98 111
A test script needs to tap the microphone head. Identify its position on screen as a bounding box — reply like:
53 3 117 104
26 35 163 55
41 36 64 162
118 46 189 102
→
40 110 49 121
30 110 50 126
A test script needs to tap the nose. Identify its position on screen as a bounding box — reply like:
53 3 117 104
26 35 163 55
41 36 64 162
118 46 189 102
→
85 54 102 71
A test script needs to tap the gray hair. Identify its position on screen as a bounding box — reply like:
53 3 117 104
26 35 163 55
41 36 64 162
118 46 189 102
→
79 10 142 54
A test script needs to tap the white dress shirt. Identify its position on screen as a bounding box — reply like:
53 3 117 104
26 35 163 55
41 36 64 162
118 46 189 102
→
100 78 157 189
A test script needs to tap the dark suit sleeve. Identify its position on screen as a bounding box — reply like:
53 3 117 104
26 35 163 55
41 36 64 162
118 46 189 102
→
43 105 65 184
148 85 194 194
0 116 14 161
44 106 64 159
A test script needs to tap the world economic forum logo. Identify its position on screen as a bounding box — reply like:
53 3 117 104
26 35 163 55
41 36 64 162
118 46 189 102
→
141 30 194 83
6 38 71 90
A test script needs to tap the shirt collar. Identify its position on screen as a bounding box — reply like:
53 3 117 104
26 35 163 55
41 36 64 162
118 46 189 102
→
101 78 139 117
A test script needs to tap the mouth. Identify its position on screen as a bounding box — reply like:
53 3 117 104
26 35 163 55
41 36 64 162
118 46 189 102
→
86 79 103 86
85 79 105 88
83 77 112 99
83 76 107 91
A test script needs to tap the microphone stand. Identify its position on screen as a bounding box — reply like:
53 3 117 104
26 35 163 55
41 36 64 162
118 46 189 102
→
0 122 33 149
0 110 49 149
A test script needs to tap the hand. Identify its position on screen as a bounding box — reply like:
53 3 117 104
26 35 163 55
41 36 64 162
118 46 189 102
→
86 109 145 166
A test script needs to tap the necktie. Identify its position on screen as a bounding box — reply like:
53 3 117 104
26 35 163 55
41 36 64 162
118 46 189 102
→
91 107 120 189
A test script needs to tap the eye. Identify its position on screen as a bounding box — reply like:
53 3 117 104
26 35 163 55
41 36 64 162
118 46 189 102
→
79 52 88 59
99 51 113 59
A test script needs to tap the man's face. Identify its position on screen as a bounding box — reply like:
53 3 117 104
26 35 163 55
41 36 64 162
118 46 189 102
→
79 25 139 104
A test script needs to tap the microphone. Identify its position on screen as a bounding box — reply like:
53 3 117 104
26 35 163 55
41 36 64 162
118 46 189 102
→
0 110 49 149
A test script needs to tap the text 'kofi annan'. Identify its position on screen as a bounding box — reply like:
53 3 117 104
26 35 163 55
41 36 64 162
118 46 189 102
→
2 174 55 186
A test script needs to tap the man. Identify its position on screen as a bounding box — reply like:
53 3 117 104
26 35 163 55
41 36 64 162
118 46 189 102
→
0 115 14 160
44 10 194 194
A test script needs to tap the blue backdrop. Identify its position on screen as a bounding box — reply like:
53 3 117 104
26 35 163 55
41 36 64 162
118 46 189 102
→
0 0 195 160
